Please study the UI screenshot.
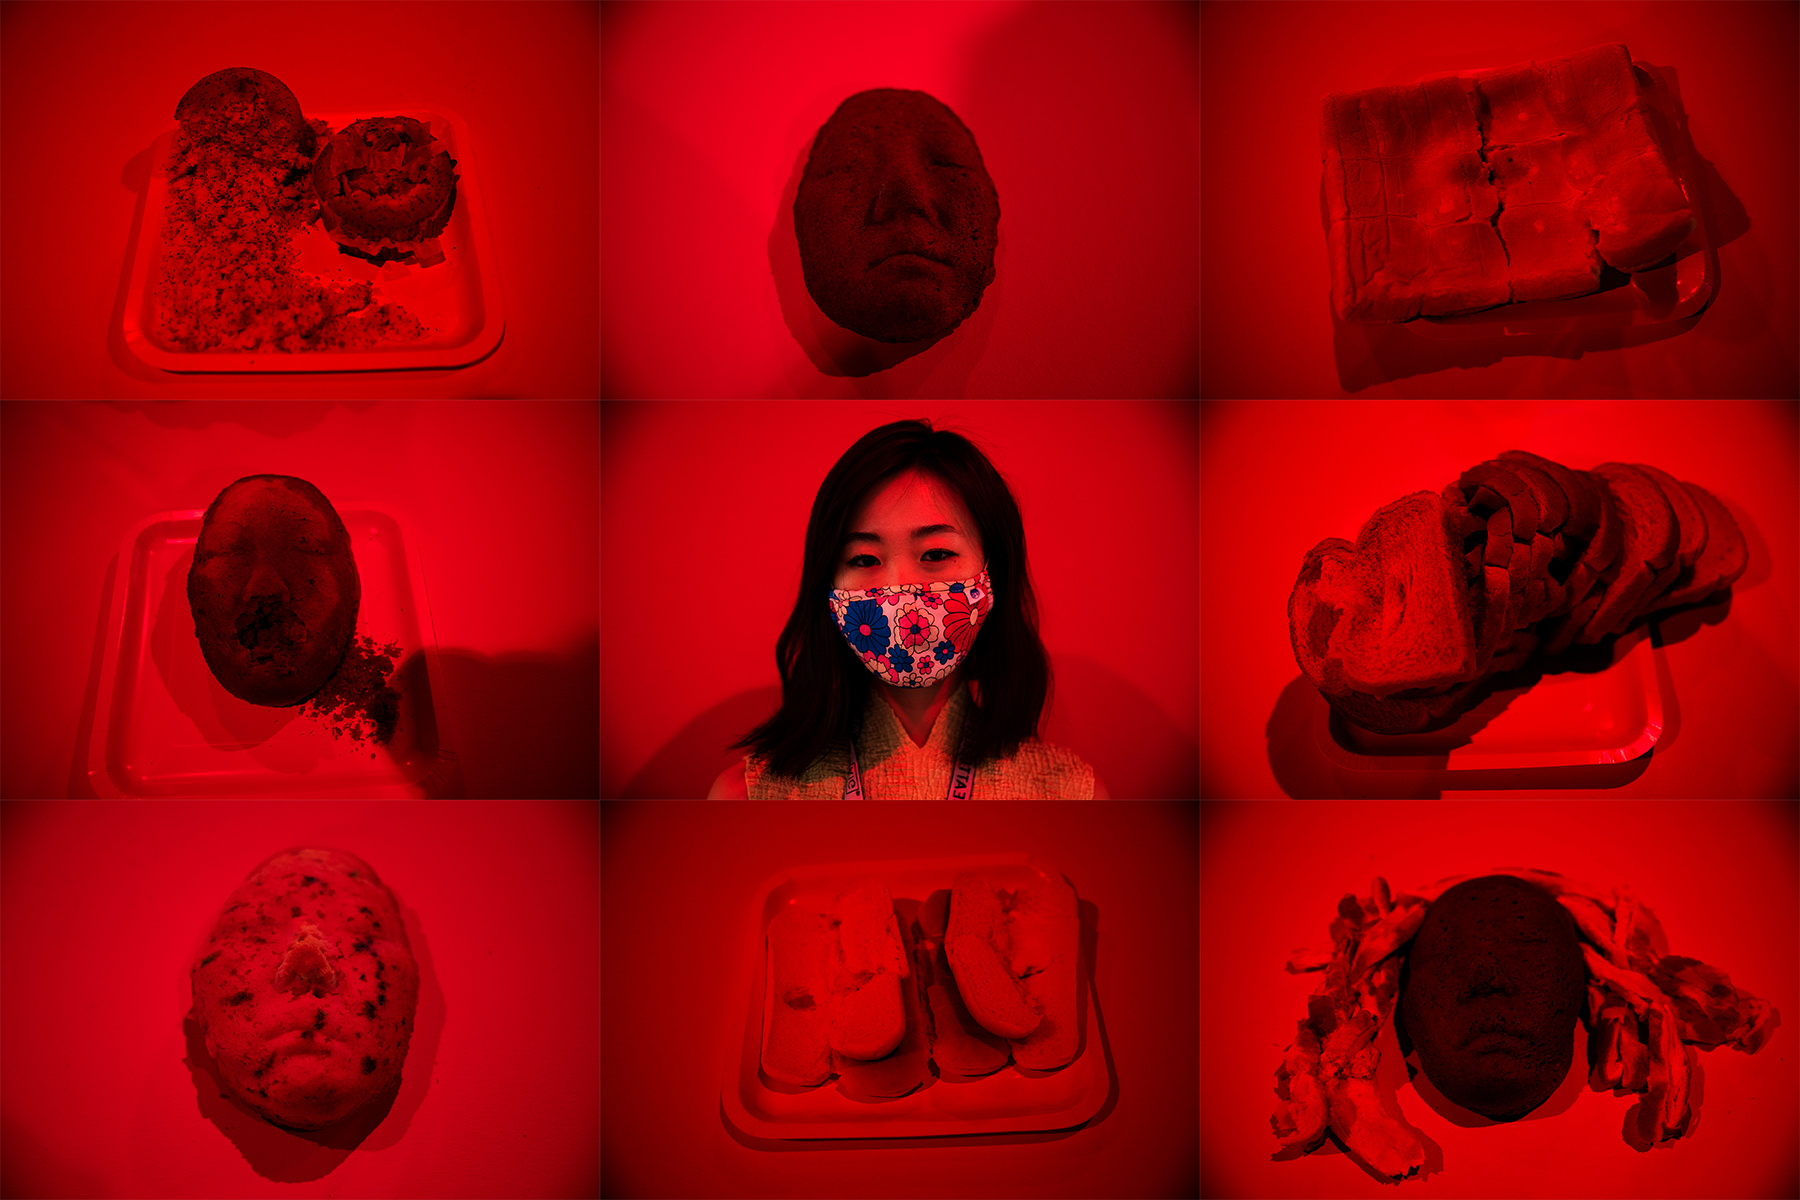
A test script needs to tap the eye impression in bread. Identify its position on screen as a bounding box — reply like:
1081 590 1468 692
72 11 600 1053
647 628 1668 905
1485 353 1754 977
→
190 848 418 1131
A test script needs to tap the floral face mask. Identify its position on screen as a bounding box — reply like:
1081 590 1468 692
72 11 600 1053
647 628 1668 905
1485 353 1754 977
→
829 569 994 687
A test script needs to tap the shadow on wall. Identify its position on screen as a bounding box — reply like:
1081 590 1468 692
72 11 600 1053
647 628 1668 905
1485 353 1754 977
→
104 401 382 436
1045 654 1198 800
433 639 599 798
610 685 784 798
609 661 1197 798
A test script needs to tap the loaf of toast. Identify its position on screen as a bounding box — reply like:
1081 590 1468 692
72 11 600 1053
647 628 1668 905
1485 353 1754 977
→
1289 453 1746 733
1321 43 1695 322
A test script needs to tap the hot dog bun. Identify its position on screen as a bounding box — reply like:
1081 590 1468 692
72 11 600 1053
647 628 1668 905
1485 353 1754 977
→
835 896 930 1099
827 878 909 1060
760 876 910 1087
915 889 1012 1076
947 866 1081 1068
762 909 834 1086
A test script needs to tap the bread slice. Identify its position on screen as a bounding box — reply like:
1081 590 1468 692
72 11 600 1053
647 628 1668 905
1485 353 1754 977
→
1648 479 1747 611
1288 537 1358 697
1334 491 1478 697
1625 462 1707 618
1579 464 1679 642
1500 450 1601 543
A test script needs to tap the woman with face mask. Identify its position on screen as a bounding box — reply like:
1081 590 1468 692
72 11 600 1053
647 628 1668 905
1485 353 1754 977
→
709 420 1105 799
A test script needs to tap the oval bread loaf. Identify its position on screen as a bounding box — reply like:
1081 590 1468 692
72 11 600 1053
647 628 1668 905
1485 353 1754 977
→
191 848 418 1130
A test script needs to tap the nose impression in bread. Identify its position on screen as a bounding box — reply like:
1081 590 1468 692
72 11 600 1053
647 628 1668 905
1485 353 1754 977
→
273 923 341 998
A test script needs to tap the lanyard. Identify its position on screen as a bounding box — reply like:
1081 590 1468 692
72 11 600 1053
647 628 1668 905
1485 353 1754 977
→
843 708 975 799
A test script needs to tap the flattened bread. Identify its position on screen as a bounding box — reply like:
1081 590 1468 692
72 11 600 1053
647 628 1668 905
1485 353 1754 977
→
1322 43 1694 321
191 848 418 1130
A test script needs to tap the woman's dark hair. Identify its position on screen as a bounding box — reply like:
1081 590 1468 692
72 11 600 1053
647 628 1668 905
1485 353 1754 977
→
730 419 1052 781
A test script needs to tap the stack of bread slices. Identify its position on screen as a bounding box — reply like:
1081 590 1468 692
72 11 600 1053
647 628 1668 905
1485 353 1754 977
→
1289 451 1747 734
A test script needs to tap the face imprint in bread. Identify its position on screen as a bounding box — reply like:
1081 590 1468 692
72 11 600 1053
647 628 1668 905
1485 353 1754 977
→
191 849 418 1130
795 89 1000 344
1402 876 1587 1119
186 475 361 707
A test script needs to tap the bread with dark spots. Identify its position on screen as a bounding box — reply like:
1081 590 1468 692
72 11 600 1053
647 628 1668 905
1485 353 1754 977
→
175 67 315 161
191 848 418 1130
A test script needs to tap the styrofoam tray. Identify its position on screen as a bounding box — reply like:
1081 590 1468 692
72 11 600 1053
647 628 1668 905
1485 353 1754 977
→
86 502 458 797
1316 623 1663 770
122 106 503 372
720 853 1109 1140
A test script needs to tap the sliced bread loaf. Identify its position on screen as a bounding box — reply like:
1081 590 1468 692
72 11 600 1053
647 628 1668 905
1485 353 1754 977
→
1648 478 1746 611
1578 464 1678 644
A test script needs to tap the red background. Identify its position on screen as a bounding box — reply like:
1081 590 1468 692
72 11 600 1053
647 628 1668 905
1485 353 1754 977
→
0 800 599 1198
1200 400 1800 798
0 1 598 398
601 1 1199 398
0 401 600 799
602 800 1198 1197
1201 0 1800 397
600 400 1200 799
1202 800 1800 1198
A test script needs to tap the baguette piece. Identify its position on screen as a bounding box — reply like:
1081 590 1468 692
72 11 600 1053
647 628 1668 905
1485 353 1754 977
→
994 867 1080 1070
915 890 1011 1075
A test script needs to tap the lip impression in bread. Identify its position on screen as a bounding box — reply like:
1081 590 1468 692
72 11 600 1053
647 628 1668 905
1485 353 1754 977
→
1321 43 1696 322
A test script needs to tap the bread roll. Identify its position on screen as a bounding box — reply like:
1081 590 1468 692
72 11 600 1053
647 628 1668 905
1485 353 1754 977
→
191 848 418 1130
947 869 1081 1068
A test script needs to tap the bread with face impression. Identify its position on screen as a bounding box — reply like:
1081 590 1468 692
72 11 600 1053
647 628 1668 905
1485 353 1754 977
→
1400 874 1585 1119
794 88 1000 343
187 474 361 707
191 848 418 1130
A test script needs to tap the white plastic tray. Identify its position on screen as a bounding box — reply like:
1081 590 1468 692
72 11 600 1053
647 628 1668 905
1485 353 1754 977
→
86 502 458 796
1316 623 1663 770
122 106 503 372
720 853 1109 1140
